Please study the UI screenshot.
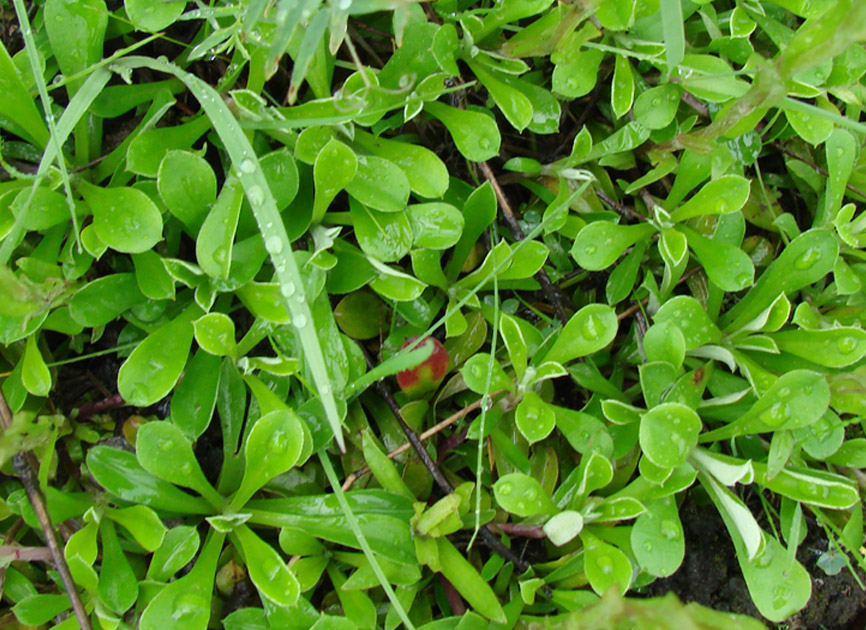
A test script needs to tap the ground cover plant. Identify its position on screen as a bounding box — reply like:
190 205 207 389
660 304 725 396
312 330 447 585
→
1 0 866 628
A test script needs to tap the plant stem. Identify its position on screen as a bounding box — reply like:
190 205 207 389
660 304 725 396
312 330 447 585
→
0 392 92 630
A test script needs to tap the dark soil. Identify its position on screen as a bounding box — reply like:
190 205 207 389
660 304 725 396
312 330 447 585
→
646 498 866 630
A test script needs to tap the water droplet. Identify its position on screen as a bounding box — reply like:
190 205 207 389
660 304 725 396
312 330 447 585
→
660 520 679 540
212 246 227 265
239 158 256 174
652 98 662 107
158 439 173 451
582 313 602 339
524 488 537 501
280 283 296 297
837 336 859 354
293 313 308 328
596 555 614 575
172 592 206 622
643 541 653 552
772 585 790 608
498 482 513 496
794 247 820 270
584 245 598 255
717 200 728 213
271 431 288 453
179 462 192 475
759 401 789 427
247 185 265 206
777 387 790 398
265 236 283 254
320 383 332 396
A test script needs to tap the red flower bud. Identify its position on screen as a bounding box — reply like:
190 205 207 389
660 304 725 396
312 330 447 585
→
396 336 449 398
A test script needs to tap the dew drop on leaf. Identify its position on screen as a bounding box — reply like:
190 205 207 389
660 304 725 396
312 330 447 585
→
239 158 256 174
292 313 308 328
597 555 614 575
248 185 265 206
498 482 513 496
837 336 858 354
265 236 283 254
794 247 820 270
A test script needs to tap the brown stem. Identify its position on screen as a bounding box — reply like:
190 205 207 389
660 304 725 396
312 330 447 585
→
438 574 467 615
358 345 530 574
616 266 702 322
595 188 647 223
491 523 546 539
0 546 54 562
775 143 866 201
0 393 92 630
342 392 505 492
478 160 573 324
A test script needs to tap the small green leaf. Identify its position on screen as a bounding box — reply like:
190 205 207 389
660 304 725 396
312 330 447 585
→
229 409 305 510
98 519 138 615
69 273 145 327
21 335 50 397
681 226 755 292
581 531 633 596
500 314 527 381
493 473 558 517
147 525 200 582
125 0 185 32
351 200 413 263
140 531 225 630
236 525 300 607
543 511 584 546
170 349 221 440
136 421 223 508
194 313 237 357
654 296 722 350
768 327 866 368
196 177 244 280
362 430 414 500
424 101 500 162
436 538 506 623
313 139 357 223
544 304 618 364
466 60 533 132
107 505 167 552
667 175 750 222
640 403 702 468
701 370 830 441
12 594 71 626
572 222 656 270
611 54 635 119
408 203 464 250
346 156 410 213
631 496 684 578
634 84 681 130
117 311 196 407
642 322 685 368
79 181 163 254
158 150 217 233
516 392 556 444
352 129 449 199
460 353 513 394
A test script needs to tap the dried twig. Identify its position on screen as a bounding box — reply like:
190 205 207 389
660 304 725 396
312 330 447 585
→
594 188 647 223
0 392 92 630
478 161 573 324
0 545 54 562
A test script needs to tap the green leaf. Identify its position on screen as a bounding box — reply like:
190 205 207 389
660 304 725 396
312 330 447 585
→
493 473 558 517
544 304 618 364
701 370 830 441
752 463 858 509
45 0 107 96
436 538 507 623
79 181 163 254
170 349 221 441
668 175 750 222
654 296 722 350
107 505 167 552
98 519 138 614
313 138 357 223
362 430 414 500
424 101 500 162
136 421 223 508
21 335 50 397
516 392 556 444
157 150 217 233
69 273 145 327
543 510 584 546
346 155 410 213
768 327 866 368
466 60 533 132
146 525 200 582
352 129 449 199
12 594 71 626
721 229 838 332
351 199 413 262
640 403 702 468
460 353 514 394
140 530 226 630
631 497 684 577
229 409 305 510
642 322 685 369
87 446 211 514
572 222 656 270
125 0 185 32
0 40 48 147
236 524 300 607
581 530 632 596
194 313 237 357
197 177 244 280
117 310 196 407
408 203 464 250
611 55 635 119
680 226 755 292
